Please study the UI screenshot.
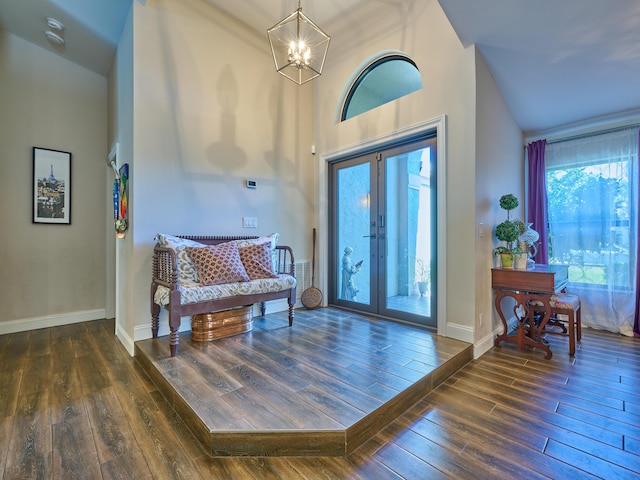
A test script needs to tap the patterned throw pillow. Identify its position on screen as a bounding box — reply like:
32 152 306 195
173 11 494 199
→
234 233 279 250
186 243 250 285
239 242 278 280
234 233 279 272
155 233 204 284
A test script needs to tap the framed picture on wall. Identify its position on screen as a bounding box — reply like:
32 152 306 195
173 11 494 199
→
32 147 72 224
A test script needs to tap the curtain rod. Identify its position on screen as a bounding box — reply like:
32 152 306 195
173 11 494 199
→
528 122 640 147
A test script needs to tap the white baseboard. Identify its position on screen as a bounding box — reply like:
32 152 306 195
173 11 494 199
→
263 299 289 314
474 317 518 359
446 321 474 344
450 318 520 359
0 309 106 335
116 322 136 357
474 329 498 359
133 318 188 343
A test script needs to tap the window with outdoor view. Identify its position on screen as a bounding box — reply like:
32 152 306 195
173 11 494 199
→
545 127 638 289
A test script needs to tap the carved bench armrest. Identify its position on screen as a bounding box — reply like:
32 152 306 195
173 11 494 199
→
152 245 179 288
275 245 295 276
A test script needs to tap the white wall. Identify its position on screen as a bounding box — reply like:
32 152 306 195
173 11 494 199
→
1 0 524 356
474 49 523 357
111 0 316 352
109 4 136 350
0 31 107 333
313 0 478 343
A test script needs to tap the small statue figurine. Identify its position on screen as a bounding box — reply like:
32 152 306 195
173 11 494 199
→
341 247 363 301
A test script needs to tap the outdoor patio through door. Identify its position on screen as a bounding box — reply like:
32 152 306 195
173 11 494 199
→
328 136 437 328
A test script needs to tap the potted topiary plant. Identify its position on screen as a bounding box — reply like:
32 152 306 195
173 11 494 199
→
512 220 529 269
494 194 520 268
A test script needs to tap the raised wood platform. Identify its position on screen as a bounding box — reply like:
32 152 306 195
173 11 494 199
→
135 307 473 457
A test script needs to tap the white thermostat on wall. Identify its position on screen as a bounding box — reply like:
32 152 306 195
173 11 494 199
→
246 179 257 189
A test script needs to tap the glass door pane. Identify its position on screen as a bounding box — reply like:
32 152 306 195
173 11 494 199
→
335 160 372 309
379 143 435 326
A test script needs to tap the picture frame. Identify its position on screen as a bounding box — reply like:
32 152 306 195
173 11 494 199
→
32 147 72 224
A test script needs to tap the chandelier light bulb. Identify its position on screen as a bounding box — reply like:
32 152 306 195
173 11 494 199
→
288 39 312 68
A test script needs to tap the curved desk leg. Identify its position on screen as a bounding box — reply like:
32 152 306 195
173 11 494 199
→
494 289 554 360
521 292 553 360
494 289 520 348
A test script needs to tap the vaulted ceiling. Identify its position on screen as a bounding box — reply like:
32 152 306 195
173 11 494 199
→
2 0 640 134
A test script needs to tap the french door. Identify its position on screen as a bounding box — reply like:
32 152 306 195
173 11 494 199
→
328 136 437 328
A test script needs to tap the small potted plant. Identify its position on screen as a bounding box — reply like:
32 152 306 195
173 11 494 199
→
415 258 430 296
512 220 529 269
494 194 520 268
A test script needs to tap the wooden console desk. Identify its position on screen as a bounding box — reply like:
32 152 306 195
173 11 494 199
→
492 264 568 359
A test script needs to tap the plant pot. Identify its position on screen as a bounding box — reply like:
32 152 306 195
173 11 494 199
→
417 281 428 296
500 252 514 269
514 253 528 270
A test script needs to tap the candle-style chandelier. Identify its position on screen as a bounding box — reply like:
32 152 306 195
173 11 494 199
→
267 1 330 85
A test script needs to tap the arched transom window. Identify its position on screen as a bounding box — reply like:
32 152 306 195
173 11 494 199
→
341 53 422 122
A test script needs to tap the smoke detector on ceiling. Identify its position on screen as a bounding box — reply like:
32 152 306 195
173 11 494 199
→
45 30 65 45
44 17 65 46
45 17 64 31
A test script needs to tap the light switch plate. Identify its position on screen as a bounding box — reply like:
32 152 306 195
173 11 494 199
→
243 217 257 228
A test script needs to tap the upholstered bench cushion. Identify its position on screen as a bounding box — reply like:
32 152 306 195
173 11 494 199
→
548 293 580 310
154 274 296 306
530 293 580 310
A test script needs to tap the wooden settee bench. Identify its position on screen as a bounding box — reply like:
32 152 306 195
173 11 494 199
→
150 234 296 356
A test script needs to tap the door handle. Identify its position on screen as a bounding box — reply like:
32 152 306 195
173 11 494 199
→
363 234 376 238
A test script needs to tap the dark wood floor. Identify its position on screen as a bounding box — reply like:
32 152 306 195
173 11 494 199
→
0 309 639 479
135 308 472 457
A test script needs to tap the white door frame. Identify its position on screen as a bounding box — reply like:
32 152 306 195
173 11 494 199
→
317 115 448 335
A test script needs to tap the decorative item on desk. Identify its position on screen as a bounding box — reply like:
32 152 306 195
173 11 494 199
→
518 222 539 267
493 193 520 268
511 220 528 270
495 248 514 268
513 243 528 270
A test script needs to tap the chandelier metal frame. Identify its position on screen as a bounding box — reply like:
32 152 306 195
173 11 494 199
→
267 1 330 85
